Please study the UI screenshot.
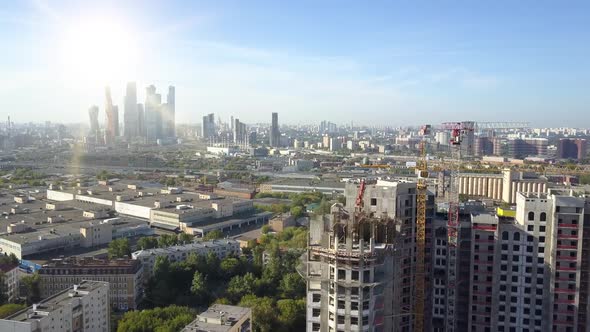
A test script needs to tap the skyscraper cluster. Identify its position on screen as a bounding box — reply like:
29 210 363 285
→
89 83 175 144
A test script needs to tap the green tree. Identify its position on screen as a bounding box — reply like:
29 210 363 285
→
220 257 241 279
178 233 194 244
290 206 303 219
108 238 131 258
0 304 26 318
137 237 158 250
278 272 305 299
277 299 306 331
185 252 207 271
116 305 194 332
261 225 271 234
227 273 260 302
153 256 171 279
239 295 276 332
157 234 178 248
203 230 224 241
190 271 207 299
205 252 221 279
214 298 231 305
21 273 40 305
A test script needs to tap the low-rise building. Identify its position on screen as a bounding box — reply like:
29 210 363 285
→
0 280 110 332
38 258 142 311
0 218 152 259
132 239 239 282
181 304 252 332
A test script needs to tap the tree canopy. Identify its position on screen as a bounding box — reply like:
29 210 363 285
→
116 306 195 332
108 238 131 259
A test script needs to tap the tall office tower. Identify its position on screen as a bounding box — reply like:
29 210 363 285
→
230 116 235 132
557 138 587 160
88 105 99 136
465 190 590 332
124 82 138 139
233 118 247 144
302 180 433 331
162 86 175 137
0 280 110 332
145 85 162 141
104 87 119 142
137 104 145 138
270 112 280 147
202 113 216 139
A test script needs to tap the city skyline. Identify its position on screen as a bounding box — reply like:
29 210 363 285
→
1 1 589 127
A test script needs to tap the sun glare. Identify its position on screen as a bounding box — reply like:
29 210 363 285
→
59 17 140 84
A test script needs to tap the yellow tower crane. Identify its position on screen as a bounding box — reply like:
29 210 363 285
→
415 124 431 331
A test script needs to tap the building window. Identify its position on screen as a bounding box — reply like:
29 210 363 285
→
514 233 520 241
502 232 509 240
540 212 546 221
528 212 535 221
370 198 377 206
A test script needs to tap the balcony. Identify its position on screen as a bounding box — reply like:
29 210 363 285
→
557 245 577 250
554 299 576 304
557 234 579 239
559 224 579 229
554 288 576 294
557 256 577 261
556 266 576 271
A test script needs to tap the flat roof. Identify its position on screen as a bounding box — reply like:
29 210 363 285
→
5 280 108 322
190 212 272 232
181 304 251 332
132 239 238 258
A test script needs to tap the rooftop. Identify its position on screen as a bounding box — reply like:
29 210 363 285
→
4 280 108 323
40 257 139 269
132 239 238 258
181 304 251 332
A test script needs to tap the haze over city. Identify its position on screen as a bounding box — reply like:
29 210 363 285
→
1 0 589 126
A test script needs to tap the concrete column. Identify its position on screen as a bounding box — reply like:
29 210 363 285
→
473 177 479 196
479 177 485 196
469 178 475 196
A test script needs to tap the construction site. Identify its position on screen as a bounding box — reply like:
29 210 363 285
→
302 122 590 332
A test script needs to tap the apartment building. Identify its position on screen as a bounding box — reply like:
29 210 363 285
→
38 258 143 311
132 239 240 282
0 281 110 332
302 180 433 332
465 190 590 332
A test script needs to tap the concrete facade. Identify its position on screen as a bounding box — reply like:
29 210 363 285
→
38 258 142 311
0 281 110 332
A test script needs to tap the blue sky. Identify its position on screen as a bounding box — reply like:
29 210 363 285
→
1 0 589 126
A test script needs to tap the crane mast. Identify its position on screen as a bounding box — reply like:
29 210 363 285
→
415 124 431 331
440 121 474 332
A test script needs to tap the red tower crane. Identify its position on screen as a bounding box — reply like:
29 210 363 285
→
439 121 475 332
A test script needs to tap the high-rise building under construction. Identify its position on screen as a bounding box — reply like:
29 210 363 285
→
302 180 434 331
